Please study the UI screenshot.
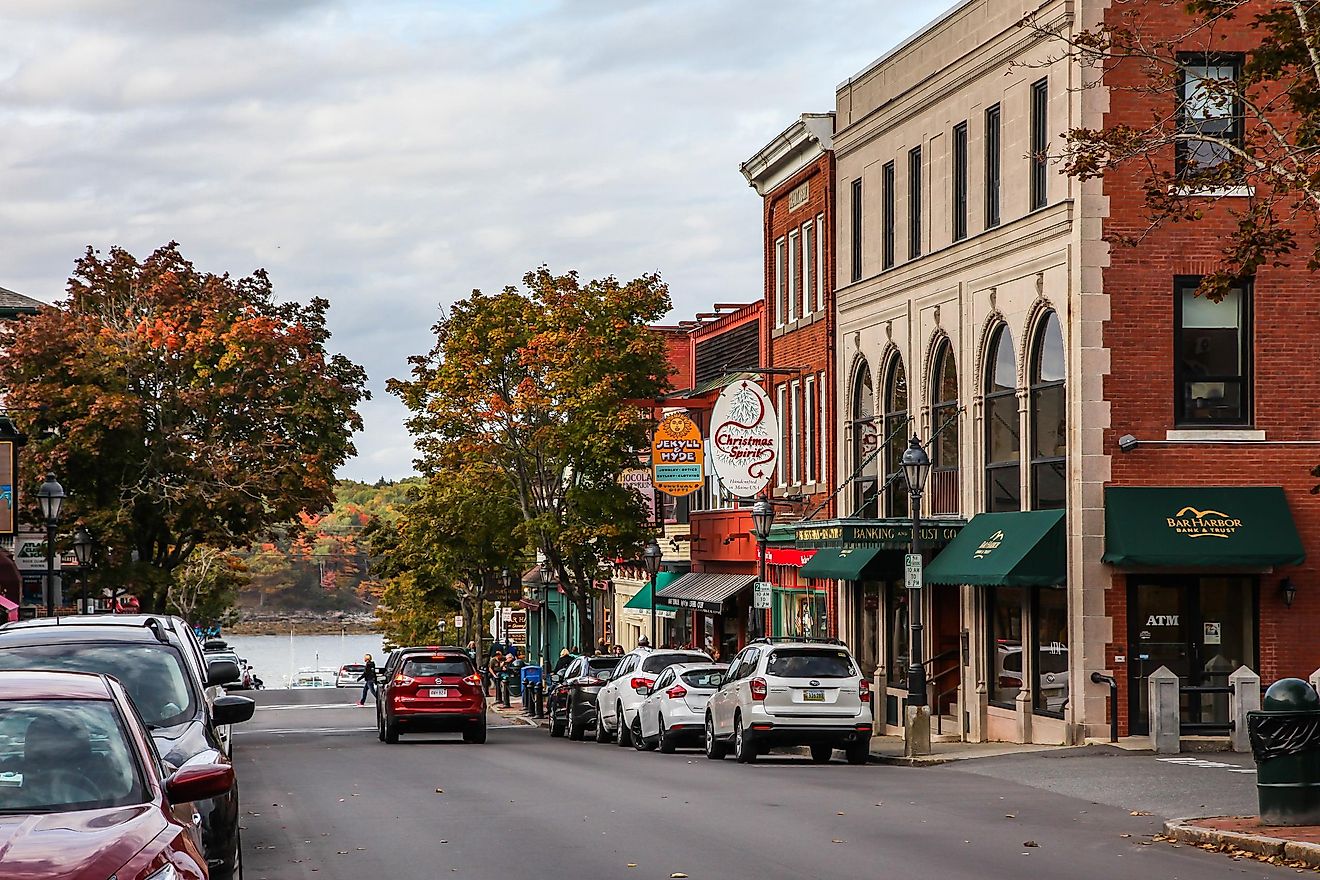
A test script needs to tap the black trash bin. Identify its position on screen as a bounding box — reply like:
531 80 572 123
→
1247 678 1320 826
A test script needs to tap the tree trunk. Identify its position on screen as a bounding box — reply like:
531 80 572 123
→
574 590 593 653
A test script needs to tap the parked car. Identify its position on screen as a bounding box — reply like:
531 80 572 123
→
635 663 727 752
379 649 486 744
290 668 338 688
336 663 366 688
0 617 254 879
0 668 233 880
705 638 872 765
595 648 710 747
547 654 622 740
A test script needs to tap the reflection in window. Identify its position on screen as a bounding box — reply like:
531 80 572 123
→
883 357 909 518
1175 277 1250 424
887 585 909 689
989 585 1024 706
851 361 878 517
1177 56 1243 175
930 340 960 516
1030 312 1066 510
984 326 1020 512
1033 587 1069 714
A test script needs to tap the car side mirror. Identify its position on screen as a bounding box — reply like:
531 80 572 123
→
165 763 234 805
206 658 241 687
636 685 652 697
212 694 256 726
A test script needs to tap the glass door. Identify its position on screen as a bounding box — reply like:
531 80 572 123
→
1128 580 1188 734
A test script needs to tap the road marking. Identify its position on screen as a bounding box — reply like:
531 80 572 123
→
1156 756 1254 773
256 703 364 711
236 726 376 736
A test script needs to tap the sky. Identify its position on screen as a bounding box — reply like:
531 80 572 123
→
0 0 950 482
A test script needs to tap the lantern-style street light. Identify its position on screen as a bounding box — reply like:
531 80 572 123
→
750 496 775 639
36 474 65 617
642 539 663 647
900 436 932 756
72 525 94 614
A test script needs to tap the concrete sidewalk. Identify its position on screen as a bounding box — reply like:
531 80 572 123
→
867 734 1062 765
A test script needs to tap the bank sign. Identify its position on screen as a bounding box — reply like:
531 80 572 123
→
709 380 779 499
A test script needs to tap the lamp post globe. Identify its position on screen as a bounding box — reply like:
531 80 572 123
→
901 435 931 495
72 525 94 567
750 496 775 541
500 568 512 591
641 540 663 577
36 474 64 524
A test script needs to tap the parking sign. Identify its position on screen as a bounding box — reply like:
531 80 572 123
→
904 554 923 590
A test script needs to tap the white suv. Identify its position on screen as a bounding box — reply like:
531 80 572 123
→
705 639 872 765
595 647 711 747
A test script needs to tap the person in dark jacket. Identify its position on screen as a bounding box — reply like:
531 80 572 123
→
357 654 378 706
553 648 574 674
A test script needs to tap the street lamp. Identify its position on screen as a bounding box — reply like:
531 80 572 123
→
498 568 512 644
72 525 93 614
751 496 774 639
900 435 931 756
642 539 662 647
36 474 64 617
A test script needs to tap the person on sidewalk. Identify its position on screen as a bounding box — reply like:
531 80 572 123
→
357 653 377 706
553 648 574 674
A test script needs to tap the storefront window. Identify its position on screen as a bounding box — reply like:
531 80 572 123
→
886 585 909 689
776 590 827 640
988 585 1024 706
1032 587 1069 715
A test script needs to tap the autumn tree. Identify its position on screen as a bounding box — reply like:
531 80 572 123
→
0 243 369 612
390 268 671 648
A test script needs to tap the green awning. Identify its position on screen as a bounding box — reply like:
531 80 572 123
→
624 570 680 613
925 509 1066 586
799 546 884 580
1103 486 1304 568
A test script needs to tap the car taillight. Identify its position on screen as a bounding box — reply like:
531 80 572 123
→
859 679 871 703
581 677 604 687
463 674 482 687
631 677 653 691
393 674 414 686
750 678 767 701
665 685 688 699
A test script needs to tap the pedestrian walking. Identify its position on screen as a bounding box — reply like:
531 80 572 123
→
357 653 378 706
553 648 574 674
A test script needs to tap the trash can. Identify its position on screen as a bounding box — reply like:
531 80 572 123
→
1247 678 1320 825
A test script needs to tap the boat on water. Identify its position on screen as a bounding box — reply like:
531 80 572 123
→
289 667 339 688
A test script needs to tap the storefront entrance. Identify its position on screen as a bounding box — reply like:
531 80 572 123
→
1127 575 1257 735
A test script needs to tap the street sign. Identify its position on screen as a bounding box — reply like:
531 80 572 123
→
904 553 923 591
753 580 772 609
454 615 464 628
651 413 704 498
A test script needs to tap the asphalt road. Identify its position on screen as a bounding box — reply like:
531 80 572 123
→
235 689 1291 880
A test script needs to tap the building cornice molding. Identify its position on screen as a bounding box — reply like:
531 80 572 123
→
740 113 835 196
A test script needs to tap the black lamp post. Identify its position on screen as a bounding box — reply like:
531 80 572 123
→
499 568 512 644
901 436 932 713
72 525 93 614
751 496 775 639
642 539 662 647
35 474 64 617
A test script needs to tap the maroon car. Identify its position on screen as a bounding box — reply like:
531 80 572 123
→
380 650 486 743
0 669 234 880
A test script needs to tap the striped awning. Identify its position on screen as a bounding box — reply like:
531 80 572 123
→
656 573 756 613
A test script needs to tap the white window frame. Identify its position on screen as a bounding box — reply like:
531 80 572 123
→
804 375 816 484
777 383 788 486
818 371 827 489
787 229 799 324
774 237 787 328
802 221 815 318
790 380 801 485
815 214 825 311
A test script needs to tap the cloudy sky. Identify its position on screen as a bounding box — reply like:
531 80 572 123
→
0 0 948 482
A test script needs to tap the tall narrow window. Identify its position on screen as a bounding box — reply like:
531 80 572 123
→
1174 277 1251 424
815 215 825 307
930 341 960 516
952 121 968 242
1029 312 1065 509
984 326 1020 512
1177 55 1243 176
802 221 815 317
882 161 895 270
788 228 800 323
908 147 922 260
850 178 863 283
851 363 877 517
804 376 817 485
774 237 787 327
777 383 788 486
790 381 802 484
985 104 1001 229
1030 79 1049 210
818 371 828 490
883 357 909 518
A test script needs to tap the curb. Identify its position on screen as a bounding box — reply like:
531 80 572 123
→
1163 817 1320 869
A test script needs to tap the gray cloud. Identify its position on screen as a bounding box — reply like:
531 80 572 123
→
0 0 947 482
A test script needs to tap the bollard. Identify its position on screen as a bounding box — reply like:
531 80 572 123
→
1228 665 1261 753
1148 666 1181 755
1090 672 1118 743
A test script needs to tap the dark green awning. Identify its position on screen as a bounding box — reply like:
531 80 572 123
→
624 570 680 613
925 509 1066 586
799 547 883 580
1103 486 1304 568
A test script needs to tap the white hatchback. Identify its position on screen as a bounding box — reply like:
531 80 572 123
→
705 639 873 764
595 648 711 747
634 663 728 753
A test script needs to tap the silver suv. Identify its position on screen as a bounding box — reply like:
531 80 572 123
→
705 638 872 765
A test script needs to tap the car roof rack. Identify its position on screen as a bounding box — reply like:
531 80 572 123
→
143 617 171 645
748 637 847 647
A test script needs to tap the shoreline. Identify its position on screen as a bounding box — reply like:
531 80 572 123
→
227 619 380 637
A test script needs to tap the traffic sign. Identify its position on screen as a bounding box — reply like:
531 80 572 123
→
753 580 773 609
454 615 464 628
904 553 923 591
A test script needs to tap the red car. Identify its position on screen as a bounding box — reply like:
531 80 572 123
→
0 669 234 880
380 650 486 744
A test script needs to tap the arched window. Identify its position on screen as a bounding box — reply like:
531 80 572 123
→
850 361 878 517
1029 312 1066 509
882 356 909 518
984 326 1020 512
929 341 960 516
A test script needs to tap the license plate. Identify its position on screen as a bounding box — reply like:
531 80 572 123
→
429 688 449 698
802 689 825 702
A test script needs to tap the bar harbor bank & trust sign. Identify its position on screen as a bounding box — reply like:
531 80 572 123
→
1167 506 1243 539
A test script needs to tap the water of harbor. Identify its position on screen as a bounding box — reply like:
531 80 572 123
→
222 632 386 688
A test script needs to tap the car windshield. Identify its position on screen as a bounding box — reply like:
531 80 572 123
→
765 649 855 679
642 652 707 674
0 699 147 813
403 658 471 677
341 665 364 672
586 658 621 675
0 643 196 728
680 669 725 688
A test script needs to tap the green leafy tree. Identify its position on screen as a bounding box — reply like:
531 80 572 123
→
0 243 369 611
166 546 248 623
389 268 671 647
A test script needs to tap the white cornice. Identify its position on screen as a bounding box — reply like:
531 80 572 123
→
739 113 835 195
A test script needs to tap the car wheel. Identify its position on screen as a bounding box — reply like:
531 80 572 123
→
845 740 870 765
595 712 613 743
236 827 244 880
568 708 585 741
376 707 385 742
384 715 399 744
632 715 653 751
463 721 487 744
550 713 565 737
810 744 833 764
615 704 632 747
657 715 676 754
705 715 727 760
734 715 757 764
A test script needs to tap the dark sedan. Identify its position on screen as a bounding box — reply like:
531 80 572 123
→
548 655 622 740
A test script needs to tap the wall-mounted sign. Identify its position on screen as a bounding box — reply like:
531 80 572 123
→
14 534 57 573
0 441 15 536
651 413 704 498
710 380 779 499
1204 621 1222 645
794 520 964 549
621 467 658 514
1167 506 1241 539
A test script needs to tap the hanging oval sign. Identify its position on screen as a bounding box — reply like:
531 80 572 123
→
710 379 779 498
651 412 704 497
